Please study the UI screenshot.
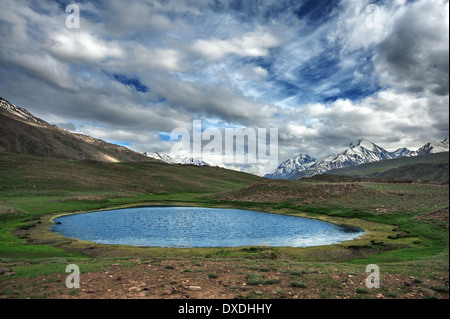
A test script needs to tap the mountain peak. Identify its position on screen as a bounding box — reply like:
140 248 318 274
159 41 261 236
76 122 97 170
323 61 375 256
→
416 137 449 155
349 138 377 150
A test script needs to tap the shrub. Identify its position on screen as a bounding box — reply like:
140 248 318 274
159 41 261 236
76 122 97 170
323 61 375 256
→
431 286 449 293
356 287 369 294
290 281 307 288
247 273 264 285
264 278 281 285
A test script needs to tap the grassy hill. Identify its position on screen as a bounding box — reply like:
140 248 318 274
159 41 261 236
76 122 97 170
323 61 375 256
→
0 152 262 197
327 152 449 183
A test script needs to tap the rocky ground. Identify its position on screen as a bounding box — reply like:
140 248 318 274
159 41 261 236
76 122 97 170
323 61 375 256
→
1 259 448 299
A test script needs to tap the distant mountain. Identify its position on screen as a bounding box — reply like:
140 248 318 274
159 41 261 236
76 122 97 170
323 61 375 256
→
327 152 449 184
0 97 155 162
389 147 416 158
265 137 449 180
144 152 210 166
415 137 449 155
265 154 316 180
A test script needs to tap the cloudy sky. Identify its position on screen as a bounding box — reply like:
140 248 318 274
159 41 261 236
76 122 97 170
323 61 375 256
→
0 0 448 175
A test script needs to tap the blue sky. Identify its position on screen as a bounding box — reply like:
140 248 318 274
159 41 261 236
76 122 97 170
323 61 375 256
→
0 0 448 175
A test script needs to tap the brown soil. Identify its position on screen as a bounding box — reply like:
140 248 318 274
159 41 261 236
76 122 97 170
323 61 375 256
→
1 259 448 299
417 207 449 227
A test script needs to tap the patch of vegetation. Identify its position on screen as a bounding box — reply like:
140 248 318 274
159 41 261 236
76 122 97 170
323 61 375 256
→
356 287 369 294
431 286 449 293
247 273 264 285
289 281 307 288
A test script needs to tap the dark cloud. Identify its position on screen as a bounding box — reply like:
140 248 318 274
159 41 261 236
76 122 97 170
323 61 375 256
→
374 0 449 96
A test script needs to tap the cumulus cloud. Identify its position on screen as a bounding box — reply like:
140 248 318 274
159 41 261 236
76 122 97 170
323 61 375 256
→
374 0 449 96
49 31 124 63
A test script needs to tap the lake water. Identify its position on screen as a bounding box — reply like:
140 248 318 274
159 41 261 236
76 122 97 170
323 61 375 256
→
51 206 364 248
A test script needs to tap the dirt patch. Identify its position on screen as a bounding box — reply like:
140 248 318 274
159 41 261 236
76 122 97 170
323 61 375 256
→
0 206 24 215
213 181 366 204
417 207 449 227
1 260 448 299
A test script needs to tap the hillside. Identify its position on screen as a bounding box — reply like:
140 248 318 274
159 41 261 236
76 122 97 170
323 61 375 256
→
0 97 153 163
327 152 449 183
0 152 262 196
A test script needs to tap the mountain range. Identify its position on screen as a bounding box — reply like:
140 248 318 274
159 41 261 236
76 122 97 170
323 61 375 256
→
264 137 449 180
145 137 449 179
1 96 448 180
144 152 210 166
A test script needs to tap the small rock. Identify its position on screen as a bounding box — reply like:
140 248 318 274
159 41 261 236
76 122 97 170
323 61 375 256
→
254 291 263 295
188 286 201 291
403 281 413 287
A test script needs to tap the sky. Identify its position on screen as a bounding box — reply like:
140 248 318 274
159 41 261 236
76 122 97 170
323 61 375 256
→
0 0 448 175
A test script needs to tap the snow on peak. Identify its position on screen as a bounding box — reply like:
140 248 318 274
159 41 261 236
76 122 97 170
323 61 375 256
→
349 138 377 151
416 137 449 155
145 151 210 166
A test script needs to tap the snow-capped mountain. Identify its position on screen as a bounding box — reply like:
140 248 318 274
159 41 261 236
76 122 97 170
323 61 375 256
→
145 152 211 166
264 137 449 180
415 137 449 155
388 147 416 158
265 154 317 180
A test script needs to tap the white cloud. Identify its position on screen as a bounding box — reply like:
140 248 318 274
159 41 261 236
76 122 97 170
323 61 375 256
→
190 27 280 60
49 31 124 63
